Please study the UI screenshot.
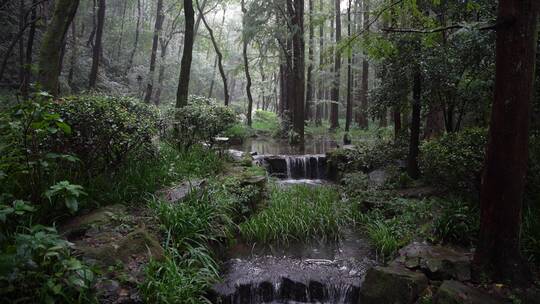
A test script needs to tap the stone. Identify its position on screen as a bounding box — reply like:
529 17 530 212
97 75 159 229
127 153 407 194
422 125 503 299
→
359 265 429 304
227 149 247 162
434 280 504 304
60 204 127 239
396 242 471 281
368 169 388 188
157 179 206 203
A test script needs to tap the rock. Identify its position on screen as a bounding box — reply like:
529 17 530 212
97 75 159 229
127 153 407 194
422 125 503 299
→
359 265 429 304
157 179 206 203
77 228 164 266
396 242 471 281
396 186 442 199
368 169 388 188
434 280 504 304
262 156 288 178
60 204 127 239
227 149 247 161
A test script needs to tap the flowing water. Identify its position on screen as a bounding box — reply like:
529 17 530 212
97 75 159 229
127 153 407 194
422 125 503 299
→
215 138 375 304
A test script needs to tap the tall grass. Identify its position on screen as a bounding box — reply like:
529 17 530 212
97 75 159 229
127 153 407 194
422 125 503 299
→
239 185 349 244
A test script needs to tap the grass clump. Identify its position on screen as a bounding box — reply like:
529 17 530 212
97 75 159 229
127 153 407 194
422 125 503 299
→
252 110 280 135
239 185 348 244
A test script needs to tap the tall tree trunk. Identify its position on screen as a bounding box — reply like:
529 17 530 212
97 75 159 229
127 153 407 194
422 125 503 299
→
345 0 353 132
197 1 229 105
407 69 421 179
67 21 77 87
21 0 37 99
154 40 168 105
38 0 80 96
89 0 105 88
358 0 370 129
126 0 141 73
175 0 195 108
473 0 539 285
241 0 254 126
330 0 341 129
144 0 164 103
116 0 127 59
18 0 25 85
315 0 324 126
288 0 305 140
305 0 315 122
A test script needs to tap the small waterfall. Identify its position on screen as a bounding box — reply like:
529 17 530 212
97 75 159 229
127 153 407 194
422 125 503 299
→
257 154 327 180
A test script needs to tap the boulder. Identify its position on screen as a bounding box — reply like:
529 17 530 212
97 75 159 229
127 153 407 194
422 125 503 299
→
60 204 127 239
359 265 429 304
157 179 206 203
396 242 471 281
434 280 504 304
368 169 388 188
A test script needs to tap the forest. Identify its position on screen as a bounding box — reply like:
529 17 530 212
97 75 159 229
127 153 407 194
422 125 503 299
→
0 0 539 303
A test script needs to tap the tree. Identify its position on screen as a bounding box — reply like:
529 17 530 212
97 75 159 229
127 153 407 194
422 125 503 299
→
329 0 341 129
315 0 324 126
358 0 370 129
407 68 421 179
241 0 254 126
126 0 141 73
38 0 80 96
89 0 105 88
288 0 305 140
144 0 164 104
345 0 353 132
473 0 539 284
305 0 314 122
198 1 229 106
176 0 195 108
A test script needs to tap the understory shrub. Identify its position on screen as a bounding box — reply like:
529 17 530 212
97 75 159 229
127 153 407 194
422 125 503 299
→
252 110 280 134
51 94 160 171
433 199 479 246
239 185 348 244
420 127 487 193
163 95 236 149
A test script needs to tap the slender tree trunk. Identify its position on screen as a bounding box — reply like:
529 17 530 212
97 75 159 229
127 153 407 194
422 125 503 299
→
154 40 168 105
473 0 539 285
330 0 341 129
21 0 37 99
116 0 127 59
241 0 254 126
144 0 164 103
345 0 353 132
175 0 195 108
197 1 229 105
67 21 77 87
393 106 401 140
305 0 315 122
89 0 105 88
18 0 25 85
407 69 421 179
38 0 80 96
126 0 141 73
358 0 370 129
315 0 324 126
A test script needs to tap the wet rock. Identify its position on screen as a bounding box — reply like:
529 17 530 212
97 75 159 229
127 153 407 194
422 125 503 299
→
396 186 442 199
157 179 206 203
262 156 288 178
434 280 504 304
359 265 429 304
227 149 247 161
396 242 471 281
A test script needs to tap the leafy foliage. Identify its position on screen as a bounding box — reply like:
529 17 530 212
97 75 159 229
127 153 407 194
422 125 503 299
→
433 199 479 246
420 128 487 193
163 95 237 150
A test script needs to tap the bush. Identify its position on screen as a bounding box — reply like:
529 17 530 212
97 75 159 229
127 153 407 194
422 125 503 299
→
163 96 237 149
433 199 479 246
420 128 487 193
252 110 280 134
51 94 160 171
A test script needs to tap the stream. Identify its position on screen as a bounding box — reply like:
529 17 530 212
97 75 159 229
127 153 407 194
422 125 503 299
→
215 138 376 304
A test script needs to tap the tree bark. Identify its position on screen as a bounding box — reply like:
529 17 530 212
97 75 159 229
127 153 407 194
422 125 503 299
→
330 0 341 129
473 0 539 285
144 0 164 103
407 69 421 179
358 0 370 129
38 0 79 96
198 1 229 105
126 0 141 73
21 0 37 99
89 0 105 88
393 106 401 141
116 0 127 59
175 0 195 108
288 0 305 140
315 0 324 126
241 0 254 126
305 0 314 122
345 0 353 132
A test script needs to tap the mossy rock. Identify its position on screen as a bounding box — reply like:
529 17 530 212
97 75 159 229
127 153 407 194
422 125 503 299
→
60 204 127 238
78 229 164 266
359 265 429 304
